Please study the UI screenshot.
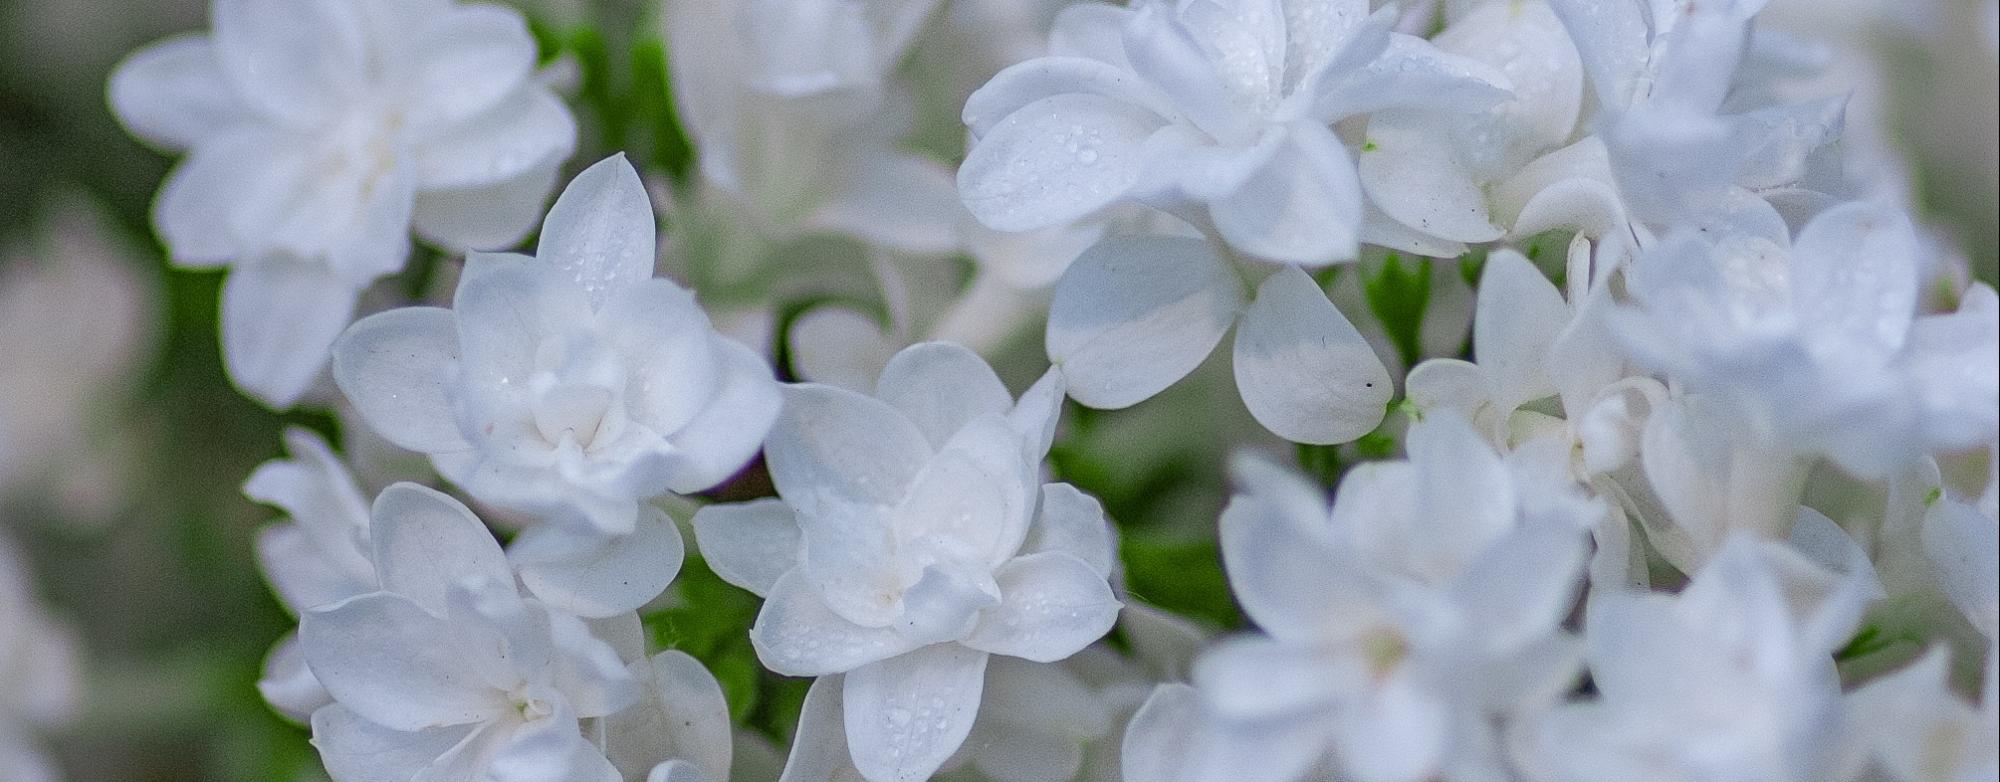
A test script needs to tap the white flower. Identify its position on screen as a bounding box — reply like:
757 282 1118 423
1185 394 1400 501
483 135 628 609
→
1539 0 1849 242
665 0 960 254
959 0 1512 265
1359 0 1586 255
1124 413 1596 782
1614 200 2000 479
1044 238 1394 444
0 538 81 782
1845 646 1999 782
245 427 375 720
334 154 780 616
1922 485 1999 642
108 0 577 406
1519 525 1881 782
693 341 1121 782
301 483 637 782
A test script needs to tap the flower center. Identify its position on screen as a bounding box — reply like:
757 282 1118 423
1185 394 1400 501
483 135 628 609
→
527 334 628 451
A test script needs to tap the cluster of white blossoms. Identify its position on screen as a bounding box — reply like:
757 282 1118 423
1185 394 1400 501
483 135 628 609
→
91 0 1998 780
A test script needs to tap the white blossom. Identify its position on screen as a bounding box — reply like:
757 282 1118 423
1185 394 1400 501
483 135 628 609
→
1845 647 1998 782
334 154 780 616
959 0 1512 264
1123 412 1597 782
1615 200 2000 479
0 538 81 782
109 0 576 406
1517 524 1881 782
694 341 1120 782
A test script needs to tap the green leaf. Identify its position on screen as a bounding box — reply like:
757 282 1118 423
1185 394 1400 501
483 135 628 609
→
1363 253 1432 368
1120 536 1242 630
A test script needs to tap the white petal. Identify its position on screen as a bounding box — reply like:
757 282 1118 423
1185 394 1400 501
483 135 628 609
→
416 87 578 193
776 676 867 782
873 342 1015 450
107 34 247 150
331 306 468 453
786 306 900 392
255 522 366 613
1191 635 1344 720
1233 265 1392 444
962 56 1161 137
958 92 1164 232
1023 482 1117 579
750 571 919 676
258 633 329 721
1358 116 1502 244
451 252 590 389
1450 526 1588 650
594 279 718 436
1543 0 1650 108
690 499 800 598
1923 498 1999 640
1046 236 1246 409
403 5 537 132
1330 669 1449 782
537 154 657 306
369 483 513 615
811 150 962 256
765 384 933 511
1473 249 1568 415
310 703 472 782
151 129 294 264
1403 411 1517 578
222 256 360 408
1789 201 1919 355
1007 368 1067 460
1220 455 1353 641
302 592 510 731
963 552 1120 661
212 0 366 125
1313 33 1512 121
1210 124 1364 264
517 507 685 618
843 645 990 782
413 160 560 252
604 651 735 782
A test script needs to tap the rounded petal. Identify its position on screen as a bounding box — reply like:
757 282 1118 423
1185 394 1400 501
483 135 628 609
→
415 87 577 192
1047 236 1246 409
517 507 685 618
310 703 472 782
750 571 919 676
222 256 361 408
958 93 1164 232
332 305 469 453
1358 116 1502 244
413 159 562 251
964 552 1121 662
1232 265 1392 444
301 592 510 732
151 129 296 264
765 384 932 511
1219 457 1353 641
212 0 367 125
1191 635 1344 720
775 676 864 782
873 342 1015 450
659 338 784 494
690 499 801 598
1023 482 1117 579
107 34 247 150
842 645 990 782
403 5 537 132
369 482 513 615
257 632 329 721
1473 249 1569 415
450 252 590 388
604 651 735 782
537 154 657 307
1789 201 1919 354
962 56 1163 136
1210 125 1364 265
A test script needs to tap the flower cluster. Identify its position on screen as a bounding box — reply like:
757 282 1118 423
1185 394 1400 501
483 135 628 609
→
86 0 2000 780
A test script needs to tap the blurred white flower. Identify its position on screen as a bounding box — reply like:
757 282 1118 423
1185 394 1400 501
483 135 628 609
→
0 538 81 782
335 155 779 617
109 0 576 406
1845 646 1998 782
1123 413 1595 782
959 0 1511 265
1518 525 1881 782
693 342 1119 782
1616 201 2000 479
